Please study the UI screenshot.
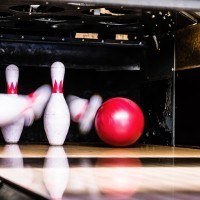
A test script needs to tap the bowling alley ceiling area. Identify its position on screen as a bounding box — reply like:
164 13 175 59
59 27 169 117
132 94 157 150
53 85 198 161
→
0 0 198 70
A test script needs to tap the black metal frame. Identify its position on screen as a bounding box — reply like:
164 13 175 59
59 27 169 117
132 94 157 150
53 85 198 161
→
0 0 200 10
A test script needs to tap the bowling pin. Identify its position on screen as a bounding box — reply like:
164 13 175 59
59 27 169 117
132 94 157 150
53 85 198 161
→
1 64 24 143
43 146 69 199
30 84 52 120
44 61 70 145
79 94 102 134
67 95 88 122
0 84 51 127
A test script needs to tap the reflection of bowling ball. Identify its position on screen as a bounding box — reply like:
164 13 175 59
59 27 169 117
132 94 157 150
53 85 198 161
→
94 158 142 198
95 97 144 146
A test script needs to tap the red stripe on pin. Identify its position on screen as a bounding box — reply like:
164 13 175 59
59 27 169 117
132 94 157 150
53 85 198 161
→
52 80 63 93
7 82 18 94
74 113 82 121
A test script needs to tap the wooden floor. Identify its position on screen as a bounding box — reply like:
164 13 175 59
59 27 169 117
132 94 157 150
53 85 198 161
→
0 144 200 199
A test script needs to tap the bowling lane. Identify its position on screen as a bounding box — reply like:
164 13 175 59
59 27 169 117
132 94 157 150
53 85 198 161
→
1 144 200 158
0 145 200 199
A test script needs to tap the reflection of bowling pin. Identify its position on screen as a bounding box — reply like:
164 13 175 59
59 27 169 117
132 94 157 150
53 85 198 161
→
67 95 88 122
79 94 102 134
1 144 23 168
1 145 33 187
1 64 24 143
0 84 51 127
68 158 100 197
44 61 70 145
43 147 69 199
80 159 100 198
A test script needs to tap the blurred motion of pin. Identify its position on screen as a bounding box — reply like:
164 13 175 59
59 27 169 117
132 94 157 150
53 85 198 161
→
0 84 51 127
44 61 70 145
1 64 24 143
67 95 88 122
30 84 52 120
0 94 32 126
43 146 69 200
79 94 103 134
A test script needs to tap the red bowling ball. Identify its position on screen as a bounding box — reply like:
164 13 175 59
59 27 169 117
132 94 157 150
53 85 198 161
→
95 97 144 146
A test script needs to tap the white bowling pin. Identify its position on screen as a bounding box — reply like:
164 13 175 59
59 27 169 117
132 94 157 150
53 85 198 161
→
79 94 103 134
44 62 70 145
1 64 24 143
43 146 69 199
0 84 51 127
67 95 88 122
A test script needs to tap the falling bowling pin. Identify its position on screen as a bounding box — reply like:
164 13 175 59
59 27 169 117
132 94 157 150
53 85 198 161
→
1 64 24 143
0 84 51 126
79 94 102 134
44 61 70 145
67 95 88 123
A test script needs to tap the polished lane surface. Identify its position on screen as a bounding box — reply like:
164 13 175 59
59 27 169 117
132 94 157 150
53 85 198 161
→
0 144 200 199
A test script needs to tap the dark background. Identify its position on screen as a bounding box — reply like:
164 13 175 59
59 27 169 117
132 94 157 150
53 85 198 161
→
0 4 177 146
